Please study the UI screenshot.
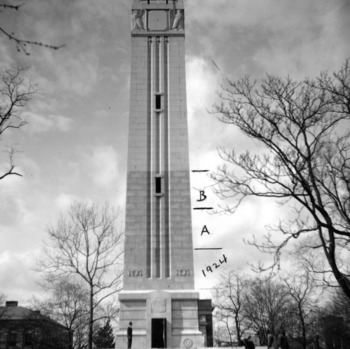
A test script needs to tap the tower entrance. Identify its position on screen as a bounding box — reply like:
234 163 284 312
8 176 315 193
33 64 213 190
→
152 318 167 348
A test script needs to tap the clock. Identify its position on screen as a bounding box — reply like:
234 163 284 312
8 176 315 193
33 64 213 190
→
148 10 168 31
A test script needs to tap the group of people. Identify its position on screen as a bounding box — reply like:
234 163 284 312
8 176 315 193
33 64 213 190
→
243 329 289 349
127 320 289 349
267 329 289 349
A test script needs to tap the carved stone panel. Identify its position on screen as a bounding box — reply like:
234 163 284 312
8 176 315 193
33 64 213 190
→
176 269 190 277
131 9 146 31
151 299 167 313
184 338 194 348
148 10 168 31
171 9 184 30
128 270 143 277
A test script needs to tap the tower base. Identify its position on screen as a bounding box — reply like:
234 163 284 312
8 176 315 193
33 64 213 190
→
116 290 204 349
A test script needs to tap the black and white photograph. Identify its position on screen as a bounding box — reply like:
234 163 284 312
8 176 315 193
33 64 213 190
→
1 0 350 348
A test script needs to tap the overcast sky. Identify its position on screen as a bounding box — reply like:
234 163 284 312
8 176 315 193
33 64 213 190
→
0 0 350 303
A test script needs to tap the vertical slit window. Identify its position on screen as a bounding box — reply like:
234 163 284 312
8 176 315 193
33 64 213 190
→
7 332 16 347
155 176 162 195
155 94 162 110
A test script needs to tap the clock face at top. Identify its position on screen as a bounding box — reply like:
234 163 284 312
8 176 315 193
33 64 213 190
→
148 10 168 31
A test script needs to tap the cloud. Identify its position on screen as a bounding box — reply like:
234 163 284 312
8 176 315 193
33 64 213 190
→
23 112 73 133
83 145 119 187
55 192 82 211
56 52 100 97
0 43 13 70
25 48 100 98
186 56 220 116
0 250 43 302
187 0 349 80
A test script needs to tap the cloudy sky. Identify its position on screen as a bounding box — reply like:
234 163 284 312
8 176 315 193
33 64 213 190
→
0 0 349 303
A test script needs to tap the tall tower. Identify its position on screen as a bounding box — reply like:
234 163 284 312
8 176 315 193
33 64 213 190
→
117 1 204 348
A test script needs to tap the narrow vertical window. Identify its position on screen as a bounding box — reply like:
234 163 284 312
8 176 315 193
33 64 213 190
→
155 94 162 110
7 331 16 347
24 331 33 347
155 176 162 194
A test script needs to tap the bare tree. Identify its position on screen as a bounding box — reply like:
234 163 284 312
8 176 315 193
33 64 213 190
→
0 2 63 55
318 289 350 348
0 65 35 181
281 271 316 349
244 276 293 345
213 270 249 346
213 314 235 346
0 293 5 304
0 293 6 318
213 58 350 300
31 278 90 349
39 202 124 349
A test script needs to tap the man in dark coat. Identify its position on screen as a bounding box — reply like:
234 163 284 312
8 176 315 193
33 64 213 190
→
267 329 275 349
277 329 289 349
127 322 133 349
243 336 255 349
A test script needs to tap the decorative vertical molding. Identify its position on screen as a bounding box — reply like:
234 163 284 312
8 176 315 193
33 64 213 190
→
155 36 161 278
164 36 170 278
146 36 153 278
150 35 157 278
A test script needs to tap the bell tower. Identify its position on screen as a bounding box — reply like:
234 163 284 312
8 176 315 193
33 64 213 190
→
116 1 204 348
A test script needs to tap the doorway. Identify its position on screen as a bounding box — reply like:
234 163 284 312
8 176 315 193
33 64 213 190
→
151 318 167 348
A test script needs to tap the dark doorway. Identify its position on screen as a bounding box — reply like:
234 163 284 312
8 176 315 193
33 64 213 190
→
152 318 167 348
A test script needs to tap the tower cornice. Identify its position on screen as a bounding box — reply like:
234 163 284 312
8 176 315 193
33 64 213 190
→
132 31 184 37
131 0 185 34
132 0 184 10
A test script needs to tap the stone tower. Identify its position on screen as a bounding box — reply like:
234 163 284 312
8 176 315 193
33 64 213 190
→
116 1 203 348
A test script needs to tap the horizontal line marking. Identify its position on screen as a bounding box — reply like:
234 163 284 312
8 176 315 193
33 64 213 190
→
194 248 223 251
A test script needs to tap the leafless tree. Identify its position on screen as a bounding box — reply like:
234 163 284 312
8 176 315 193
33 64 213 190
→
0 293 6 318
281 271 316 349
243 276 293 345
0 65 35 181
31 278 90 349
39 202 124 349
0 293 5 304
212 58 350 300
213 315 235 346
213 270 249 346
0 2 63 55
317 288 350 348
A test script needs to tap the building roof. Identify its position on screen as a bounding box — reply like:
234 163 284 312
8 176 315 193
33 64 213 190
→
0 301 68 330
198 299 215 312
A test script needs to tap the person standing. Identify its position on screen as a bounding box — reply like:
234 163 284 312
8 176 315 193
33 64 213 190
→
243 336 255 349
267 330 275 349
277 329 289 349
127 322 133 349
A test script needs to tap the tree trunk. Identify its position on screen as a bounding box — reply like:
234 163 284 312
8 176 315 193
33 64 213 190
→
298 305 307 349
235 315 242 346
88 285 93 349
225 322 233 346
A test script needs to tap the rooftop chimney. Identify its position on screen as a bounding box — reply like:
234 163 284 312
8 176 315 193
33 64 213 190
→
5 301 18 307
